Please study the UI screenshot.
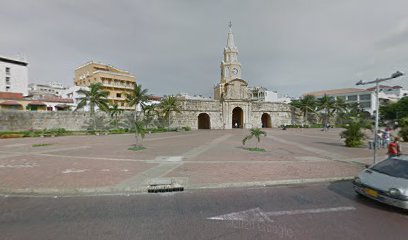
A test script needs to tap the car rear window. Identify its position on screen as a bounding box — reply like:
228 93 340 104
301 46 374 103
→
371 158 408 179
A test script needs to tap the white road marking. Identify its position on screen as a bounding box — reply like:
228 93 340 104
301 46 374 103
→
62 169 88 174
0 163 38 168
265 206 356 217
208 206 356 222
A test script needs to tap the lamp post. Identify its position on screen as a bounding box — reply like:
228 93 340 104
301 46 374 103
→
356 71 404 164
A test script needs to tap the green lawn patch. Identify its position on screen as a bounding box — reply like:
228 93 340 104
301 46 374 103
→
32 143 53 147
243 147 266 152
128 146 146 151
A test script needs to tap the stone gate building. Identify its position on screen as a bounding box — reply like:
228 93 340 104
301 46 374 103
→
172 24 297 130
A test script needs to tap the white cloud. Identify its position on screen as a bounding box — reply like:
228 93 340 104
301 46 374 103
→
1 0 408 97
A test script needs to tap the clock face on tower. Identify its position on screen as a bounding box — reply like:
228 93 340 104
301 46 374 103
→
232 68 238 75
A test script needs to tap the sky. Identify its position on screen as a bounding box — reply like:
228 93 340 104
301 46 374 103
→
2 0 408 98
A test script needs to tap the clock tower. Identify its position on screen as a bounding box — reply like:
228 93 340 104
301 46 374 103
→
220 22 242 83
214 22 244 100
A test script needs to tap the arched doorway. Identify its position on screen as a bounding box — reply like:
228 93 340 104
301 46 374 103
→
232 107 243 128
261 113 272 128
198 113 211 129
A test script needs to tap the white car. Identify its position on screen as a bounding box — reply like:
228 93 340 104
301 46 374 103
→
353 155 408 210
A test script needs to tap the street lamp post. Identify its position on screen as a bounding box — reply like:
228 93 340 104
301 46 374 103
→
356 71 404 164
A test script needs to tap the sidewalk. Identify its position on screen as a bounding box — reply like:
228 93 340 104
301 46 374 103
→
0 129 393 196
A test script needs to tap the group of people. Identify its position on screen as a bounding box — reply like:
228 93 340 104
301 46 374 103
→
375 127 392 148
370 127 402 158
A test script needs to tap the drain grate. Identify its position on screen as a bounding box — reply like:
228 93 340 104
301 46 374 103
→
147 178 184 193
147 183 184 193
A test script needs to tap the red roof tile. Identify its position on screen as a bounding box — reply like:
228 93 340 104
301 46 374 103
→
0 92 24 99
28 101 46 106
0 100 22 106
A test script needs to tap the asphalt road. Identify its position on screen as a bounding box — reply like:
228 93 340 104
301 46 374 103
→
0 181 407 240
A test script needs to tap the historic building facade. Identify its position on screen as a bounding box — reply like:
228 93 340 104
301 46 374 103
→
172 25 296 130
74 61 136 110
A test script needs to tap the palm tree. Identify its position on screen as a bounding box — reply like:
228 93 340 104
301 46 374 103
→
126 84 150 146
159 95 181 131
293 95 317 125
242 128 267 149
317 94 335 129
331 97 348 126
142 104 158 127
75 83 109 131
109 103 124 129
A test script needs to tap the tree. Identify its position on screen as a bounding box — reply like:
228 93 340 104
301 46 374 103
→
159 95 181 130
398 117 408 142
331 97 348 126
317 94 335 129
142 104 159 128
291 95 317 125
108 103 124 129
380 96 408 122
75 83 109 131
242 128 267 149
126 84 150 146
340 116 372 147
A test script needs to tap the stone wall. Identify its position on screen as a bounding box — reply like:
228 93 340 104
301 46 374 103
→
0 100 301 131
171 100 300 130
171 100 223 130
0 110 111 131
250 102 298 128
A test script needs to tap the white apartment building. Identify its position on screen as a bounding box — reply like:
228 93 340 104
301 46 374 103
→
28 82 67 97
306 86 408 116
0 56 28 96
60 86 90 111
249 87 292 103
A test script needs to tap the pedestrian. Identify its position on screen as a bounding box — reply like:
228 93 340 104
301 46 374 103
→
376 130 383 149
382 128 391 148
387 137 401 158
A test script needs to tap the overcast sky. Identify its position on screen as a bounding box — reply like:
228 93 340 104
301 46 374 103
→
2 0 408 97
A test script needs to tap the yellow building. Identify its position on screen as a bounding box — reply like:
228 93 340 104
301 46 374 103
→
74 61 136 110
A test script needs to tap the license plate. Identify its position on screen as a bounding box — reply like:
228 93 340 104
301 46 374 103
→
364 188 378 198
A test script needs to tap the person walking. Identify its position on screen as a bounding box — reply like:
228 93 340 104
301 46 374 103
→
387 137 401 158
382 127 391 148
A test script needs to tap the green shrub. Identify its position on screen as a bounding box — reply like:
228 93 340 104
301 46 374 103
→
340 117 370 147
109 128 128 134
182 126 191 131
0 133 25 139
399 127 408 142
46 128 67 136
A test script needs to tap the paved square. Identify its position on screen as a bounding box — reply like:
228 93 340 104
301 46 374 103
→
0 128 397 195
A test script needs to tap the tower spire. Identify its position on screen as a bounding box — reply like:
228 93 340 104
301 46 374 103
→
226 21 236 49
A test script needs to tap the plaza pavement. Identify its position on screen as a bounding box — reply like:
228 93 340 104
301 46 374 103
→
0 128 399 196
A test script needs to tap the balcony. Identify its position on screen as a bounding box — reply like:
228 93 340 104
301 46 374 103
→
107 96 126 101
102 83 134 89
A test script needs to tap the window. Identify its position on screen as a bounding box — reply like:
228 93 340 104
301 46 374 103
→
5 76 10 84
6 86 10 91
347 95 357 101
5 67 10 75
359 94 371 100
359 102 371 108
116 93 122 98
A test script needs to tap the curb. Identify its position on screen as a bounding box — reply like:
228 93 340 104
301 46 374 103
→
0 176 355 197
190 176 355 190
